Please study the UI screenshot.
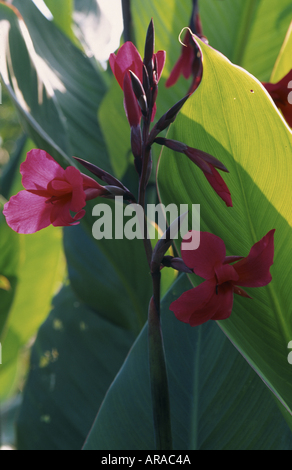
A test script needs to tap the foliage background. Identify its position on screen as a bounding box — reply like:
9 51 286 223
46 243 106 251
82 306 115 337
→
0 0 291 450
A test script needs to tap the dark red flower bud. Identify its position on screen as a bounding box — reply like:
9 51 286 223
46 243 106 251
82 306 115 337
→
129 71 148 114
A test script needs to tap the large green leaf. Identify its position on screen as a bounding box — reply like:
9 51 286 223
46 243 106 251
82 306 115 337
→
102 0 291 181
16 284 136 450
157 38 292 415
84 275 292 450
132 0 292 85
199 0 292 81
44 0 77 44
63 200 152 336
0 1 71 166
12 0 111 171
270 20 292 82
0 0 111 172
0 139 66 400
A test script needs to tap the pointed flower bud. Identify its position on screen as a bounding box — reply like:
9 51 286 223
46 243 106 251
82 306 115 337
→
144 18 155 74
151 212 188 272
129 71 148 114
154 138 232 207
162 256 193 273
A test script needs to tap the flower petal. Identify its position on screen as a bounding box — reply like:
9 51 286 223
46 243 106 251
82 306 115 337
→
215 263 239 285
204 166 233 207
170 279 234 326
21 149 64 192
110 42 143 88
123 72 142 127
64 166 86 213
181 231 226 279
3 191 52 234
170 279 216 325
165 56 185 88
233 229 275 287
50 198 85 227
211 283 234 321
155 50 166 81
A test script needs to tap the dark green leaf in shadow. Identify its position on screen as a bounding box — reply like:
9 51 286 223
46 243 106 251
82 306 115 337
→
16 284 136 450
83 275 292 450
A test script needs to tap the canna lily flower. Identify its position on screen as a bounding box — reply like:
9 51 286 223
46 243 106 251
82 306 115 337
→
165 0 206 96
166 29 198 90
3 149 109 234
170 229 275 327
262 69 292 127
109 41 165 125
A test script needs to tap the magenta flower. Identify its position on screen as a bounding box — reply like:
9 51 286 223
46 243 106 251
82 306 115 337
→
166 30 195 88
170 230 275 327
165 29 203 94
262 69 292 127
3 149 108 234
109 41 165 125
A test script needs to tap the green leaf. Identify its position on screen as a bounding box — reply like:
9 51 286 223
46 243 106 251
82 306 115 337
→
199 0 292 81
63 200 152 336
13 0 111 170
0 2 71 166
44 0 77 44
16 284 136 450
83 275 292 450
0 220 65 401
157 38 292 415
0 211 19 338
270 21 292 82
1 0 111 172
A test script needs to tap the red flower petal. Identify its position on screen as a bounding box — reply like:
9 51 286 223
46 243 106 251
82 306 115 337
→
21 149 64 192
263 70 292 127
181 231 226 279
64 166 86 213
170 279 216 325
50 197 85 227
204 166 233 207
215 263 239 285
3 191 52 234
165 30 194 88
211 283 234 321
165 56 185 88
155 50 166 81
170 279 234 327
233 230 275 287
123 72 142 127
109 42 143 89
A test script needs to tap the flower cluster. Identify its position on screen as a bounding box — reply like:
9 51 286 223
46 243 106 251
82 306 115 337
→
2 16 276 330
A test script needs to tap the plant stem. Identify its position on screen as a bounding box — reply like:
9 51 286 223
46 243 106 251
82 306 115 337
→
121 0 135 44
138 112 153 267
148 271 173 450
